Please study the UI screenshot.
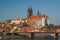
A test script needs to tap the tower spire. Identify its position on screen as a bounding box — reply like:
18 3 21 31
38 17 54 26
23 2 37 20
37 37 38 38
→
37 10 39 16
27 6 33 18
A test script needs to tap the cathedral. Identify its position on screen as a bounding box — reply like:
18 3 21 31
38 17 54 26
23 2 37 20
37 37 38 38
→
27 7 49 28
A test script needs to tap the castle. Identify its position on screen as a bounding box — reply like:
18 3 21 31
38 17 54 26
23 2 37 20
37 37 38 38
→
0 7 60 33
7 7 50 32
10 7 49 26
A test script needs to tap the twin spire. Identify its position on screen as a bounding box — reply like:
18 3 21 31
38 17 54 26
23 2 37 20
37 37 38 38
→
27 7 41 18
27 7 33 18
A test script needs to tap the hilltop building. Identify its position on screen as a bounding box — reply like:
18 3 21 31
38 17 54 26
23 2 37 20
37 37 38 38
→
27 7 49 28
6 7 50 32
10 7 49 27
28 15 49 29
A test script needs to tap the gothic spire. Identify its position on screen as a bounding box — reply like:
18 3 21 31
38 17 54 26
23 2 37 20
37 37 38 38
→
37 10 39 16
27 6 33 18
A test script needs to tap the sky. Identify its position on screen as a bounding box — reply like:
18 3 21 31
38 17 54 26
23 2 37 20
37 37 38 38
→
0 0 60 25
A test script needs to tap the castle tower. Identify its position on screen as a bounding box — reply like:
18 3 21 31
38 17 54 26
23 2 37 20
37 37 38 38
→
27 7 33 18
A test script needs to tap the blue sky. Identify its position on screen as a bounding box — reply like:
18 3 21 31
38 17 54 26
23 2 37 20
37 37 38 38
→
0 0 60 25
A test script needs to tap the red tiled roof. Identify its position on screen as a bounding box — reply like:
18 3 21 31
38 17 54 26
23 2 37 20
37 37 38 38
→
27 15 42 21
23 27 35 31
16 18 22 20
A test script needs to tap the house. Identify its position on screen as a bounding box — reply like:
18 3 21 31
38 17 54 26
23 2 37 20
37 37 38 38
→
10 18 22 24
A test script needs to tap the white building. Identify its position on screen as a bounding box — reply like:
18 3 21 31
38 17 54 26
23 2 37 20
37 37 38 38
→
10 18 22 24
27 14 50 29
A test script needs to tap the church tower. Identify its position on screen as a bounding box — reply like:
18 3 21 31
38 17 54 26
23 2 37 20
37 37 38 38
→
27 7 33 18
37 10 41 16
37 10 40 16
